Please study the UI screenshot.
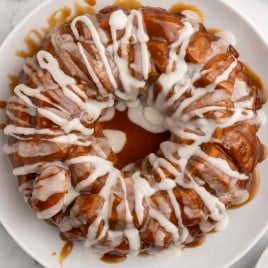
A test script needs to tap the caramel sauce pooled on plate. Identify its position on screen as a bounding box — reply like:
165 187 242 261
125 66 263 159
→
0 123 6 130
247 168 260 204
84 0 96 6
59 240 74 266
101 253 127 264
113 0 143 10
207 28 221 35
0 100 7 130
7 74 19 93
0 100 7 109
16 1 95 59
186 235 206 248
244 64 266 98
230 168 260 210
16 29 44 59
169 3 204 23
51 251 57 257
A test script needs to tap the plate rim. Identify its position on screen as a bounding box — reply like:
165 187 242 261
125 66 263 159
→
0 0 268 267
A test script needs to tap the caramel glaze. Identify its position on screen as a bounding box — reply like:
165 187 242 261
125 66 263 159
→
244 64 267 106
231 168 260 209
101 253 127 264
185 235 206 248
185 169 261 247
59 240 73 266
16 1 95 60
169 3 204 24
16 29 44 59
101 110 170 169
0 123 6 130
138 251 149 256
113 0 143 10
0 100 7 131
8 75 19 93
247 168 260 204
0 100 7 109
207 28 221 35
6 0 267 261
85 0 96 6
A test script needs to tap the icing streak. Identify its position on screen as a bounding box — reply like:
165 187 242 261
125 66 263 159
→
16 1 96 59
4 7 266 257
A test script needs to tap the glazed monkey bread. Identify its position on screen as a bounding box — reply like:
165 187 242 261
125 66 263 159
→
4 5 267 257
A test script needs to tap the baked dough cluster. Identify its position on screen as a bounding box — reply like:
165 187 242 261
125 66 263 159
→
4 6 266 256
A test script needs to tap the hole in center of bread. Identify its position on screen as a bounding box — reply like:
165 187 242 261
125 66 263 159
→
101 109 170 169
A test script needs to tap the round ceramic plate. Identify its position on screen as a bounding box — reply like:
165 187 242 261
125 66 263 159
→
0 0 268 267
256 246 268 268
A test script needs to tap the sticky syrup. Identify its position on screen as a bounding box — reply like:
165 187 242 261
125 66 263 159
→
138 251 149 256
229 168 260 210
186 235 206 248
247 168 260 204
113 0 143 10
101 110 170 169
73 1 95 17
59 240 74 266
16 29 44 59
101 253 127 264
0 101 7 109
244 64 265 94
0 99 6 130
16 1 95 59
7 75 19 93
84 0 96 6
207 28 221 35
169 3 204 23
5 0 267 258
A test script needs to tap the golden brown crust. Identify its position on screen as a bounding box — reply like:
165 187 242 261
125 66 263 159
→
4 6 266 256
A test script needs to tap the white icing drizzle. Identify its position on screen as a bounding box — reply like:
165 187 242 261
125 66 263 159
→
213 59 237 85
158 22 194 90
132 172 155 225
144 106 166 126
181 10 202 23
4 6 265 257
71 15 117 90
32 168 70 202
77 42 106 95
99 107 115 122
214 214 229 232
149 208 179 243
37 199 64 219
196 150 248 180
125 228 140 253
13 161 64 176
109 9 150 101
128 102 168 133
103 129 127 153
167 190 189 243
37 51 76 87
215 30 236 47
64 186 80 206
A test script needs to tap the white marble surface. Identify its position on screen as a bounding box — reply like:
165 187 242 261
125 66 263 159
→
0 0 268 267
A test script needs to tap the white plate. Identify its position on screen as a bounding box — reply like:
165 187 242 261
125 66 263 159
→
0 0 268 267
256 246 268 268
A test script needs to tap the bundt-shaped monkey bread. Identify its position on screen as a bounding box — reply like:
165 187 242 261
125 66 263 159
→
4 5 267 257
